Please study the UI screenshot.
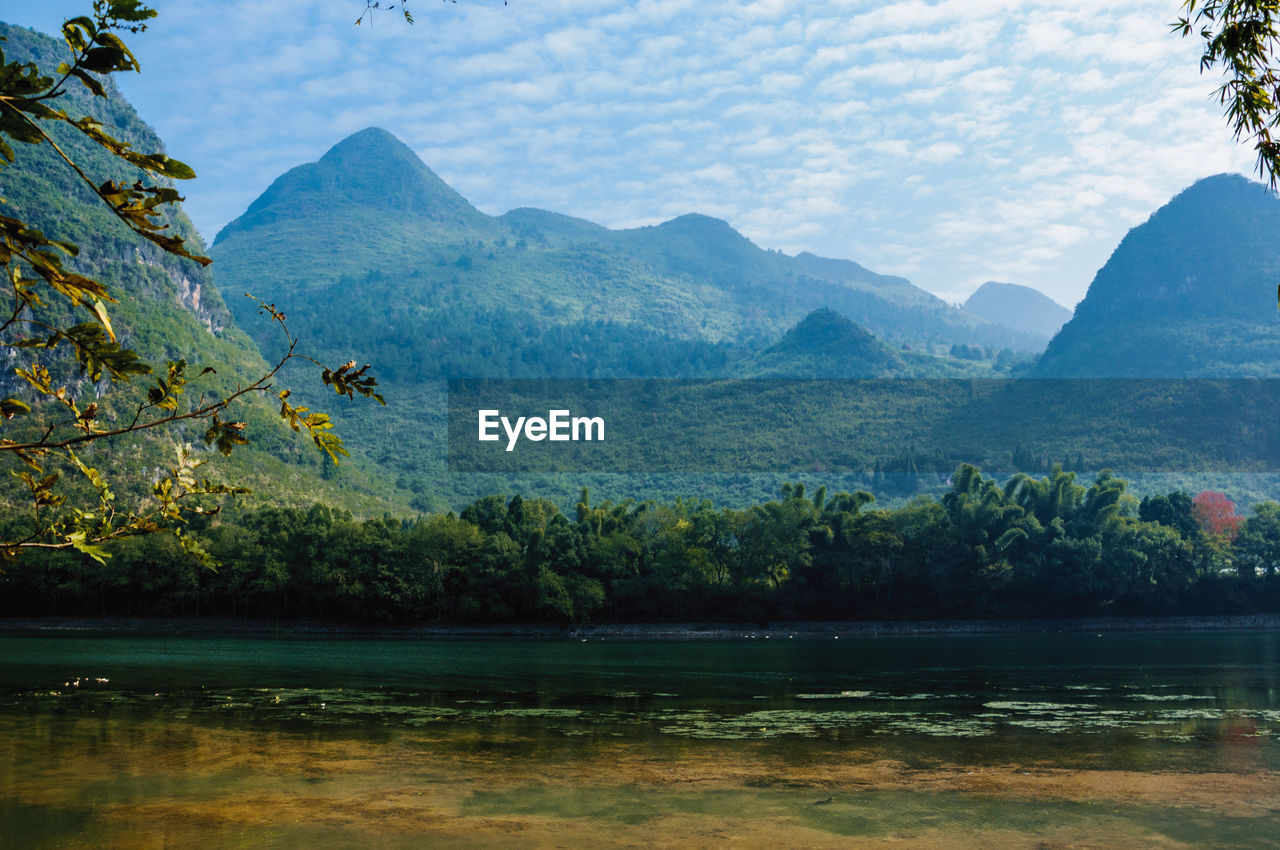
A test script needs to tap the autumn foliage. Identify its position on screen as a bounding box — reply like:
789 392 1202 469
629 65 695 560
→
1192 491 1244 541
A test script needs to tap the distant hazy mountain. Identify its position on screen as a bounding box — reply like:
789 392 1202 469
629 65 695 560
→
216 127 492 244
962 281 1071 341
1036 174 1280 377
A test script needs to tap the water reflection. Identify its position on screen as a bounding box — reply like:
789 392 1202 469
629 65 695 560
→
1 631 1278 847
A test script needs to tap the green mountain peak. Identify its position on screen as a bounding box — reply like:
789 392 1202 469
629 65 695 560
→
622 212 765 270
656 212 740 235
214 126 487 244
742 308 907 377
1073 172 1280 321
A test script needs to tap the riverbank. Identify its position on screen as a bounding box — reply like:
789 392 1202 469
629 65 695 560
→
2 613 1279 638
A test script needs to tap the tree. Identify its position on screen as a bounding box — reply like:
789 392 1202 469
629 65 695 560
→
1139 491 1201 540
1175 1 1280 189
737 485 816 590
0 1 382 563
1234 501 1280 578
1191 490 1244 542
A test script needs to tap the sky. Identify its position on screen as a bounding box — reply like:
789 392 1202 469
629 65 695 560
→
7 0 1260 309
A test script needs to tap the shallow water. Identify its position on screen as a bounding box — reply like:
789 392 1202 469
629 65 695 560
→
1 630 1278 847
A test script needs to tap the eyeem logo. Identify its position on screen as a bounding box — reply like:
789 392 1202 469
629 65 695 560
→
478 409 605 452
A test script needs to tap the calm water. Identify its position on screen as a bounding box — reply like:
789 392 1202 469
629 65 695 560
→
1 630 1278 847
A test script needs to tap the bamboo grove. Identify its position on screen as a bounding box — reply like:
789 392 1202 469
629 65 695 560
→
3 464 1280 623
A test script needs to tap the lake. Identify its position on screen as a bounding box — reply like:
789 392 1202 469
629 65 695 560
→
1 629 1278 847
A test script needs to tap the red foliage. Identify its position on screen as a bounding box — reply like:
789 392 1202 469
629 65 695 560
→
1192 491 1244 541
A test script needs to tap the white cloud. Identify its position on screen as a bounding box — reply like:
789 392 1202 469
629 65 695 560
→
918 141 963 163
12 0 1258 309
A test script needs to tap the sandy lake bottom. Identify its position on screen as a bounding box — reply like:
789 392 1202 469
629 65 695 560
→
1 631 1278 847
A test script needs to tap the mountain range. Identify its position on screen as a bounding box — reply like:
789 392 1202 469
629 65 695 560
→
204 126 1056 506
210 126 1044 382
7 13 1280 515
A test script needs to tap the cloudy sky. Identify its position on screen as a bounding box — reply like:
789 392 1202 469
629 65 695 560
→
13 0 1259 308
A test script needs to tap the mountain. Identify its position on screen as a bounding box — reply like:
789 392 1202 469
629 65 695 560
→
499 207 609 247
0 23 404 515
740 309 908 377
962 281 1071 340
215 127 493 245
1036 174 1280 377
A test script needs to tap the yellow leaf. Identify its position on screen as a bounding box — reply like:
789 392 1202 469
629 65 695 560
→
91 298 115 342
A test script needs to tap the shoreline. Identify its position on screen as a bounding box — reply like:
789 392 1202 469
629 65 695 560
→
2 613 1279 638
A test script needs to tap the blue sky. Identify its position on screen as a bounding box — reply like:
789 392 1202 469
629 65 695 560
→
10 0 1257 308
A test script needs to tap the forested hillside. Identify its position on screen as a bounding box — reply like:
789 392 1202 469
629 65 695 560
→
0 23 409 516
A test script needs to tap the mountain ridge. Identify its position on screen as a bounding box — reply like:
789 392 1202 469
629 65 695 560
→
211 125 1046 358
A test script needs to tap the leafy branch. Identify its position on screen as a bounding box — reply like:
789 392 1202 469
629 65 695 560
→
354 1 502 27
1 1 384 564
356 1 417 26
1175 0 1280 189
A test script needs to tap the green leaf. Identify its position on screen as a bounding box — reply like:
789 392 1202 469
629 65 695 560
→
11 98 60 120
90 298 115 342
67 449 112 505
67 531 110 564
204 416 249 456
69 67 107 98
105 1 158 24
79 46 133 74
0 108 46 145
60 17 95 53
146 154 196 180
173 530 217 570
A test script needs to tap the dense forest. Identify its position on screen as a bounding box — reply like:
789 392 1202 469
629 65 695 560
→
4 465 1279 623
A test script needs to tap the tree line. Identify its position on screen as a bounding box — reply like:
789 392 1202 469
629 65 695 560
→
3 464 1279 623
